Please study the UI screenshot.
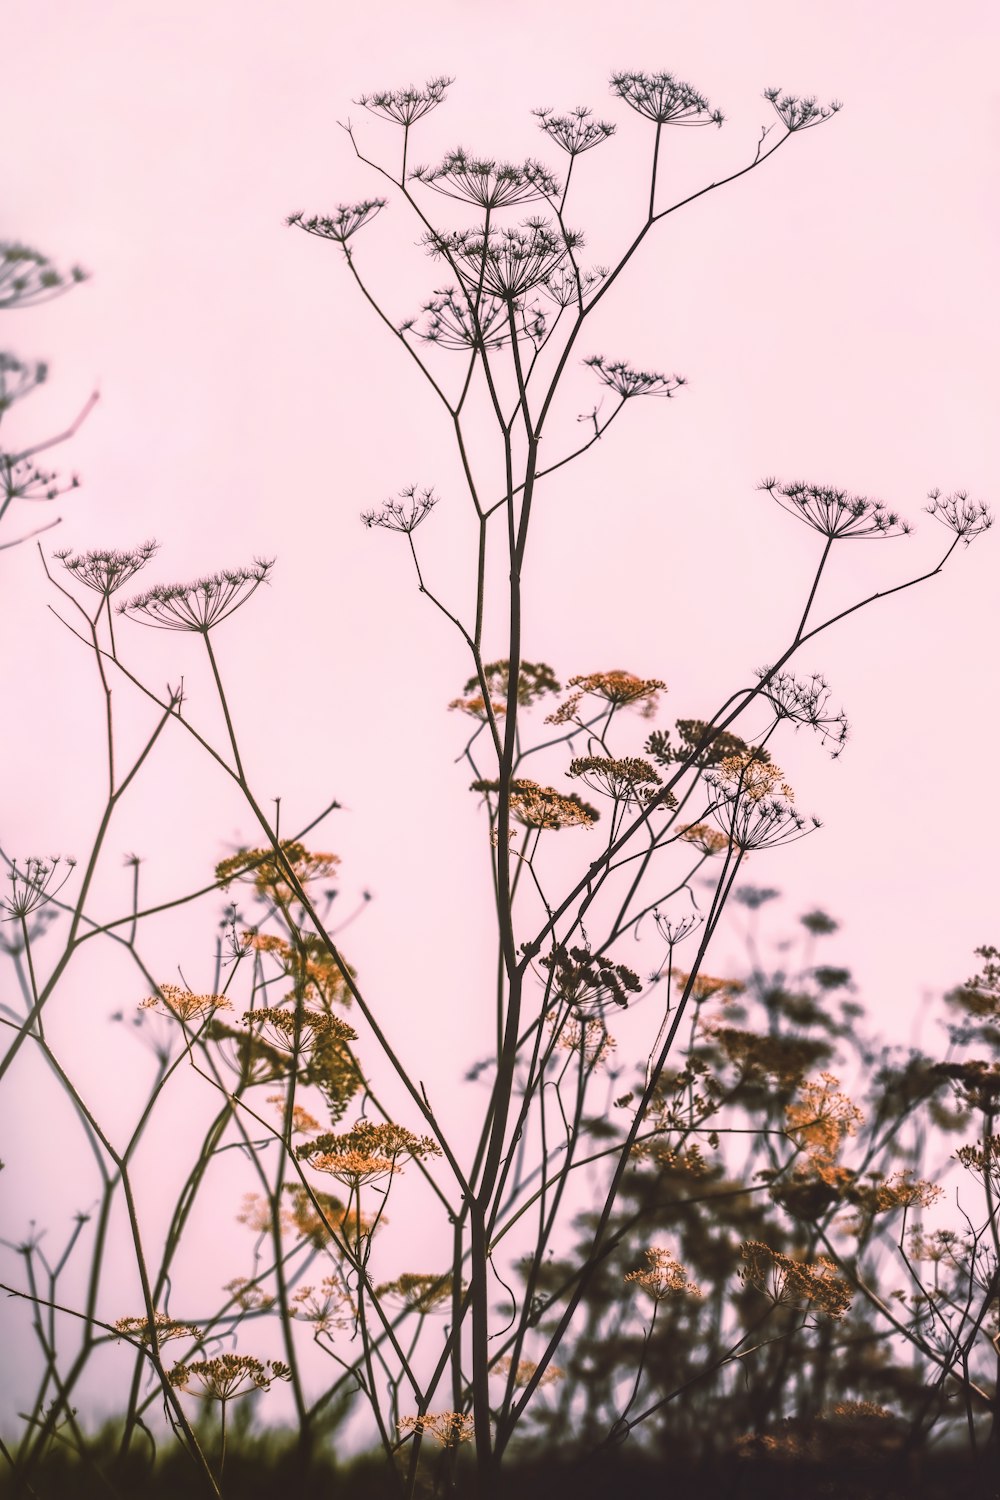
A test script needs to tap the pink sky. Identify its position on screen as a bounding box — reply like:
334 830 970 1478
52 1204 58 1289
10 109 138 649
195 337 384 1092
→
2 0 998 1432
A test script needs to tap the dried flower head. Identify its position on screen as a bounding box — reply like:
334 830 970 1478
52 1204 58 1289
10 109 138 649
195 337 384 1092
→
786 1072 863 1175
2 856 76 920
547 670 666 724
362 484 438 532
471 778 599 830
626 1247 703 1301
356 77 453 126
280 1184 376 1248
568 755 664 805
54 542 158 597
763 88 843 131
167 1354 290 1400
611 70 723 127
448 693 507 719
493 1354 563 1386
584 356 686 399
120 560 273 631
463 659 561 708
925 488 993 544
298 1119 441 1187
139 983 233 1024
551 1014 616 1067
707 754 818 851
760 478 911 539
542 263 609 306
410 150 560 208
375 1272 459 1314
243 1005 356 1053
533 105 615 155
1 450 79 506
702 1024 830 1086
0 242 88 310
291 1274 355 1333
266 1094 322 1135
424 221 582 300
286 202 387 247
114 1313 202 1344
398 1411 474 1447
215 841 340 903
0 353 48 417
404 286 510 351
740 1241 852 1319
672 970 745 1004
756 668 849 756
677 823 730 855
223 1277 275 1313
540 943 642 1012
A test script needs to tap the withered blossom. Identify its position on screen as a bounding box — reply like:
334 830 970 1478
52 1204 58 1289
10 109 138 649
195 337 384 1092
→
410 151 560 209
584 356 686 399
55 542 158 596
139 984 233 1024
168 1353 290 1400
2 856 76 920
925 488 993 544
362 484 438 532
286 202 387 247
759 478 911 539
120 560 273 631
763 87 843 131
356 77 453 127
398 1411 474 1447
533 105 615 155
471 778 599 830
0 242 88 310
423 220 582 301
740 1241 852 1319
610 70 724 127
626 1246 703 1301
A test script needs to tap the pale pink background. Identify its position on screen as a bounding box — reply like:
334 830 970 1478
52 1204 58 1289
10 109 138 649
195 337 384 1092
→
2 0 998 1432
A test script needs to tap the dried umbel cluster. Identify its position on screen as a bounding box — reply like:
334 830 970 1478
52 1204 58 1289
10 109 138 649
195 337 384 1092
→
739 1242 853 1319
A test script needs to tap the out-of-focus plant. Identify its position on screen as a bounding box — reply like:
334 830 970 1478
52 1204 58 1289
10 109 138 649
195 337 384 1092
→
0 66 993 1500
0 242 95 551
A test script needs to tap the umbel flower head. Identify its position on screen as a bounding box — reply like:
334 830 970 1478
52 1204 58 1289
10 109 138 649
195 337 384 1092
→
610 70 724 127
402 286 510 351
167 1354 291 1401
0 242 88 310
410 150 560 209
764 87 843 131
706 752 820 852
242 1005 356 1053
398 1411 474 1448
2 856 76 920
139 984 233 1024
375 1272 459 1314
533 105 616 156
756 668 849 756
585 356 686 399
626 1247 703 1301
356 76 453 126
286 202 387 248
423 220 582 301
540 943 641 1012
925 488 993 545
55 541 158 597
120 559 273 631
362 484 438 532
298 1119 441 1187
114 1312 202 1345
760 478 911 539
739 1241 852 1319
568 755 665 805
471 778 599 830
215 841 340 902
546 670 667 725
0 353 48 417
